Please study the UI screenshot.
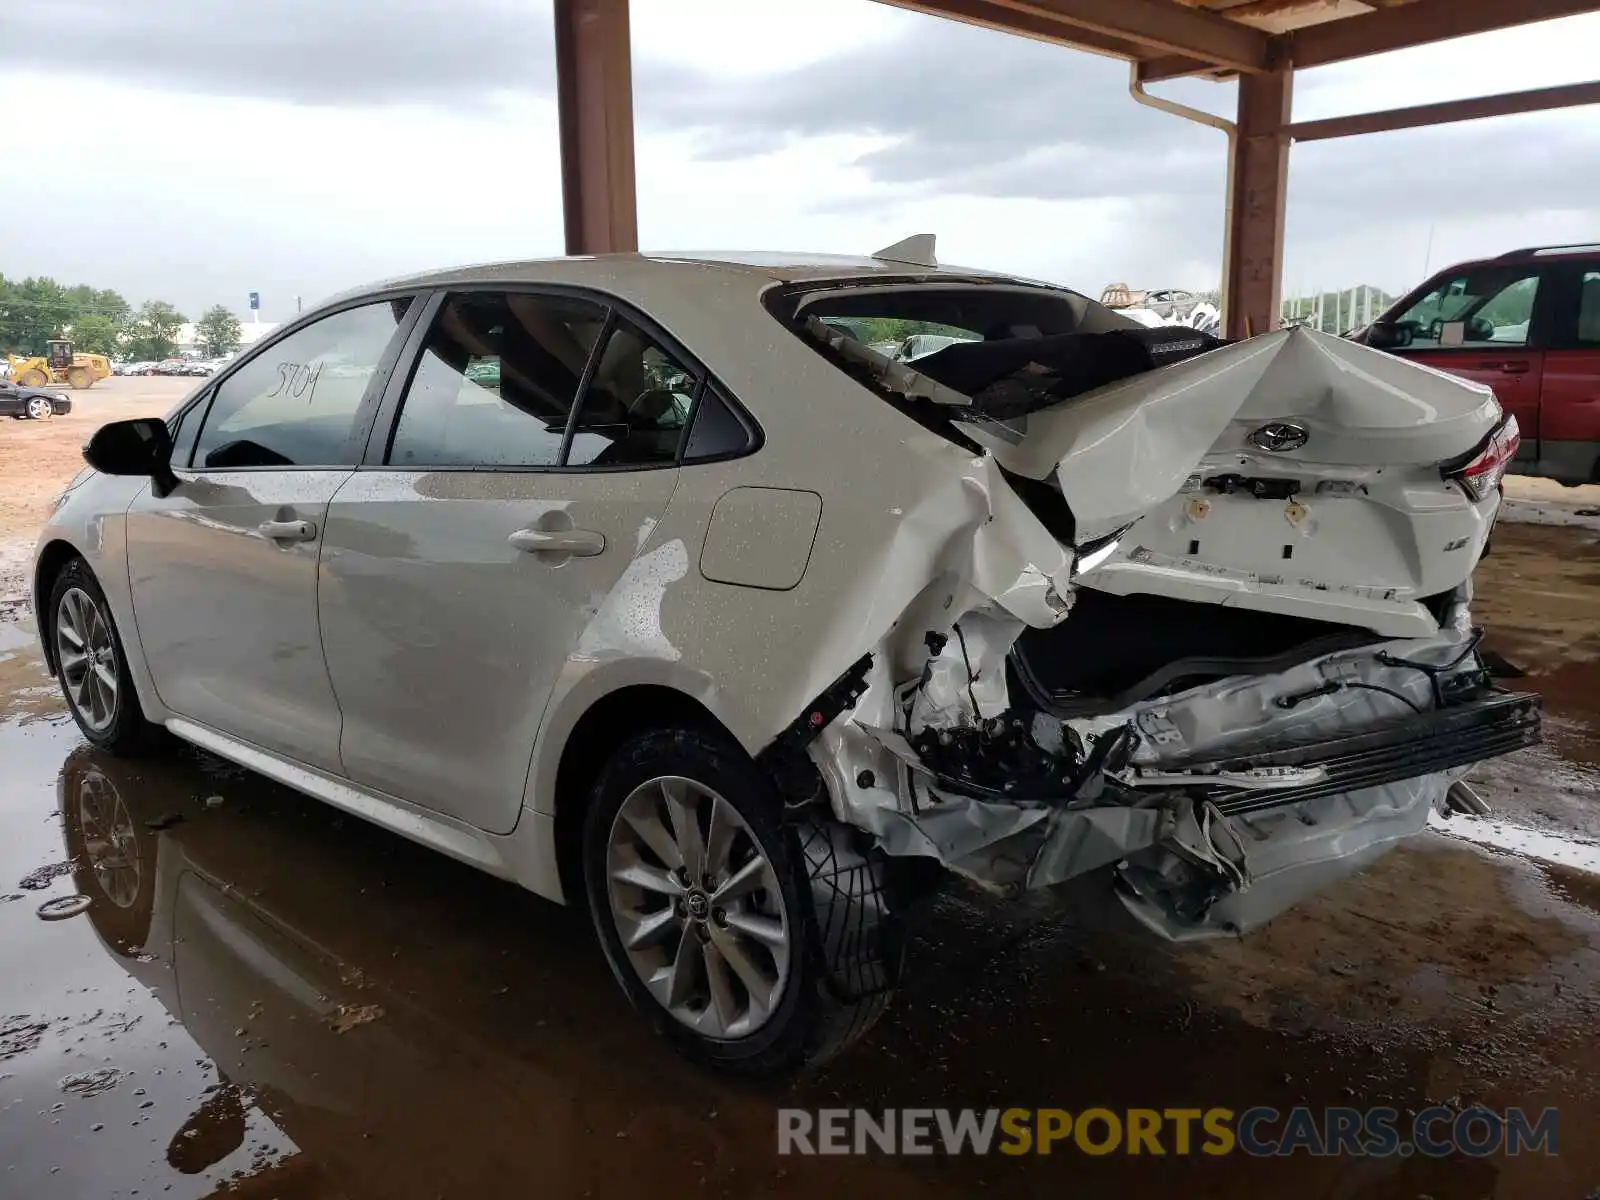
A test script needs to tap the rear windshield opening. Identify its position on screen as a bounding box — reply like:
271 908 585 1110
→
764 279 1221 447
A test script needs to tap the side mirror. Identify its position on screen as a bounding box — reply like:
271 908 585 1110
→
1363 319 1412 350
84 418 179 497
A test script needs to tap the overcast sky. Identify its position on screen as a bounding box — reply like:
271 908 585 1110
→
3 0 1599 320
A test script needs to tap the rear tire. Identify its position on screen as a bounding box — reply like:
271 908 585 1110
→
583 726 899 1076
66 366 92 389
47 558 163 755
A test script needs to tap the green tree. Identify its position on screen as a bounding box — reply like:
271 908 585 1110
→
68 312 121 356
195 305 243 357
125 300 187 361
0 276 74 354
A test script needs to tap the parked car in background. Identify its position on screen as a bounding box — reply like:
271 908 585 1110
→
1 380 72 419
33 245 1537 1074
1358 242 1600 485
891 331 978 361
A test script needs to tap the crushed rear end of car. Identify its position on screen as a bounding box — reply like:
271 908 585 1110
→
760 277 1541 939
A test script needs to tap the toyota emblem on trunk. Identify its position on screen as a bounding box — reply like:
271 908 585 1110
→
1248 421 1310 452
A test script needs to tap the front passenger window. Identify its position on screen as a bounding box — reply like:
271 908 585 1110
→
192 299 412 469
1393 270 1539 349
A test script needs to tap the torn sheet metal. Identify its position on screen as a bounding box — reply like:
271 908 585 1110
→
817 609 1498 936
961 326 1499 538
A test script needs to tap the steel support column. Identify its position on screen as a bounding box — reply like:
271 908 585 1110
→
1224 67 1291 341
554 0 638 255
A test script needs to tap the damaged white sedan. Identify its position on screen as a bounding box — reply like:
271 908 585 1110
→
34 241 1538 1074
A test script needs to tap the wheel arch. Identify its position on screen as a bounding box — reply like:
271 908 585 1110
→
550 683 732 903
33 538 83 676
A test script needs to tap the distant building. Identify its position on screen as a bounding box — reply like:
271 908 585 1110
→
174 319 279 358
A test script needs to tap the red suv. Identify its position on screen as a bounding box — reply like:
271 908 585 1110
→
1362 243 1600 485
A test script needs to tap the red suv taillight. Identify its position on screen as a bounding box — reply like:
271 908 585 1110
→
1445 415 1520 500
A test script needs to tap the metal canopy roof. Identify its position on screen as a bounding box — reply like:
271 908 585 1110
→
874 0 1600 80
553 0 1600 341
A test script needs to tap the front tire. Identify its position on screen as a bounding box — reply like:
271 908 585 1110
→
583 727 898 1075
25 396 52 419
48 558 162 754
18 369 48 387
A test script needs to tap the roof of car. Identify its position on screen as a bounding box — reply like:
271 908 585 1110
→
1495 242 1600 261
341 250 1032 303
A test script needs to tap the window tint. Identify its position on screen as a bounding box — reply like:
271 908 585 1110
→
683 385 752 461
565 318 698 468
192 300 411 469
387 292 608 468
1393 269 1540 349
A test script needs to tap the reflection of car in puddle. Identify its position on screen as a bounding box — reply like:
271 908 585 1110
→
55 746 853 1195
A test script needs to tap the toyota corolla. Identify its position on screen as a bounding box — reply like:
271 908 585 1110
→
33 239 1539 1073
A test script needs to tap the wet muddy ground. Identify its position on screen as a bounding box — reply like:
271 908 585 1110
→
0 516 1597 1196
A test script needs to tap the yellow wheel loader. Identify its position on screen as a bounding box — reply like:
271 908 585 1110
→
6 339 112 389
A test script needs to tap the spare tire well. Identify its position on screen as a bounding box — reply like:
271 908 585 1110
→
551 686 729 901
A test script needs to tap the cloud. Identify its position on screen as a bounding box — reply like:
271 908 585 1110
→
640 18 1222 197
0 0 553 106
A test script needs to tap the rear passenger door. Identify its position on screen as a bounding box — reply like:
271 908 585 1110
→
316 290 701 834
1532 262 1600 484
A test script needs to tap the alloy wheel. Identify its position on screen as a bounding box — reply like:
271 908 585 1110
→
26 397 51 419
77 770 141 908
605 776 792 1040
56 587 119 733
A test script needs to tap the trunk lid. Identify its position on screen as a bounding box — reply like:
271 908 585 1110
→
958 327 1505 637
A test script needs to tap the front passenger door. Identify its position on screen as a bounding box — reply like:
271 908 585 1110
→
125 298 418 772
1390 266 1546 466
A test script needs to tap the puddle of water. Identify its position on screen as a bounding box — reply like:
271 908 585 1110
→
1430 810 1600 875
2 609 1600 1195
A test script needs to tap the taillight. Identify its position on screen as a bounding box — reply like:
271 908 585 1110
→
1444 415 1520 500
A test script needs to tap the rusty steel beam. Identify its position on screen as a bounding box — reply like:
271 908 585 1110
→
1138 52 1236 81
1286 78 1600 141
887 0 1155 58
1288 0 1600 69
1223 68 1292 341
554 0 638 256
876 0 1271 69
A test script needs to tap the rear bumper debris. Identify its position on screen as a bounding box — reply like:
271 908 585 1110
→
804 623 1541 941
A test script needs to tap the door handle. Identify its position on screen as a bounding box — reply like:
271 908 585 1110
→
1488 361 1530 374
509 527 605 557
258 519 317 543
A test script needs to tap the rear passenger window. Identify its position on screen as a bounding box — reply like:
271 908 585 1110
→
192 300 411 469
387 292 608 468
565 318 698 468
1575 270 1600 346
